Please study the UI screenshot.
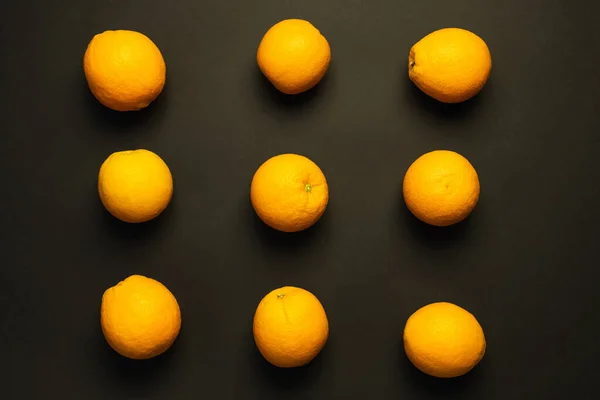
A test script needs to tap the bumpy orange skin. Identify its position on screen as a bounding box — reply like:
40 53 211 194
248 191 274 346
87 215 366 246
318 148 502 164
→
84 30 166 111
403 150 479 227
408 28 492 103
101 275 181 360
257 19 331 95
98 149 173 223
403 302 486 378
250 153 328 232
253 286 329 368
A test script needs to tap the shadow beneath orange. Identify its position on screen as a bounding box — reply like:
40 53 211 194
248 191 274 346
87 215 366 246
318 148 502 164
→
253 64 332 115
96 192 174 247
397 191 474 252
402 74 491 123
245 198 330 256
398 342 484 398
246 328 326 393
93 324 181 393
82 77 169 133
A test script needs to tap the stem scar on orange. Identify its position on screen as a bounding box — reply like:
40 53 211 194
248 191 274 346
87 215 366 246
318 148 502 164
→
408 27 492 103
101 275 181 360
250 153 329 232
253 286 329 368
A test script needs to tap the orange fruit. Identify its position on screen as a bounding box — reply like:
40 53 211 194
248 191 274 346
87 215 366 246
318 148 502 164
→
403 150 479 226
84 30 166 111
253 286 329 368
403 302 486 378
257 19 331 95
101 275 181 360
250 153 328 232
98 149 173 223
408 28 491 103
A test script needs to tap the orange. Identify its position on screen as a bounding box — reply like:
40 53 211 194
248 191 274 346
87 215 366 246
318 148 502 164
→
257 19 331 95
403 150 479 226
250 153 328 232
101 275 181 360
408 28 491 103
84 30 166 111
403 302 486 378
253 286 329 368
98 149 173 223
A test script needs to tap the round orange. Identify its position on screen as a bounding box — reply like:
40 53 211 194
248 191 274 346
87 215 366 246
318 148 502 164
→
403 150 480 226
404 302 486 378
101 275 181 360
98 149 173 223
250 153 328 232
408 28 491 103
257 19 331 95
84 30 166 111
253 286 329 368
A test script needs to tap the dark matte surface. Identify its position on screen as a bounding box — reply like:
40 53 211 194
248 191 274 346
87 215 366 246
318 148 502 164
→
1 0 600 398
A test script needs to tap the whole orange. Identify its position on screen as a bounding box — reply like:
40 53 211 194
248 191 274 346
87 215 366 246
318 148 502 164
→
253 286 329 368
101 275 181 360
257 19 331 95
84 30 166 111
98 149 173 223
408 28 491 103
404 302 486 378
403 150 479 226
250 153 328 232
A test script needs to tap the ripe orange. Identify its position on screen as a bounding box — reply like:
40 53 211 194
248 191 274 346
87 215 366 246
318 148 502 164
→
403 302 486 378
84 30 166 111
257 19 331 95
101 275 181 360
253 286 329 368
98 149 173 223
408 28 491 103
403 150 479 226
250 153 328 232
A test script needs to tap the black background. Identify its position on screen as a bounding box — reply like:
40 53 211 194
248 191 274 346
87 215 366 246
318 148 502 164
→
1 0 599 399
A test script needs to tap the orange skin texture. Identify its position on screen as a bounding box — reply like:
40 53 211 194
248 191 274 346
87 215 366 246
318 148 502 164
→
84 30 166 111
253 286 329 368
250 153 328 232
101 275 181 360
98 149 173 223
257 19 331 95
404 302 486 378
408 28 492 103
403 150 479 227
